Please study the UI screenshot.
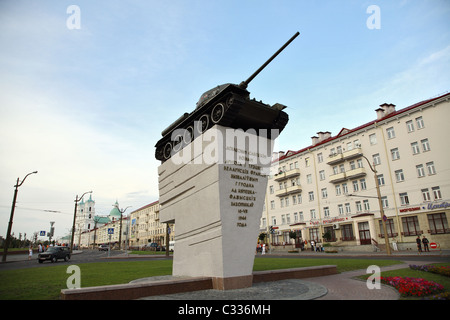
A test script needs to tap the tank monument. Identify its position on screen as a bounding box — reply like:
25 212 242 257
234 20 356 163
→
157 32 299 290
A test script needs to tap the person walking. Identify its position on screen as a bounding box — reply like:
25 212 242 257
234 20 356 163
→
262 243 266 255
422 236 430 252
28 246 33 260
416 235 422 253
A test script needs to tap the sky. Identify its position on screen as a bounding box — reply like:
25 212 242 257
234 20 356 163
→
1 0 449 240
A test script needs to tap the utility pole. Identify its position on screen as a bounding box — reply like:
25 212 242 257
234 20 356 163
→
70 191 92 253
361 155 392 255
2 171 38 262
118 206 131 250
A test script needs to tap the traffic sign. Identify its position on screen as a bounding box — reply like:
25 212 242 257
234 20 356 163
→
40 231 46 236
108 228 114 234
430 242 438 249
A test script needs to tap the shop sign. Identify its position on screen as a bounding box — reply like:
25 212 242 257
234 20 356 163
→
310 217 347 226
426 201 450 210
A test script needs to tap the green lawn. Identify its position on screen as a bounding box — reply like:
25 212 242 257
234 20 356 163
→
0 257 403 300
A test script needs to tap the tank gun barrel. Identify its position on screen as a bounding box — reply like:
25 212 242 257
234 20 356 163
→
239 31 300 89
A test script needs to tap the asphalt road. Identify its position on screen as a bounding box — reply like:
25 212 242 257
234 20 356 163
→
1 249 448 272
0 249 172 271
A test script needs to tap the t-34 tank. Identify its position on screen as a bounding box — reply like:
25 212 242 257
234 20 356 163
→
155 32 300 162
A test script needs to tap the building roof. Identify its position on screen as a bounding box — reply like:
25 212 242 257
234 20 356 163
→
130 200 159 214
276 92 450 163
109 200 122 218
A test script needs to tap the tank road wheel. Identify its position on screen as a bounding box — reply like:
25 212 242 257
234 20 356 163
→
226 94 235 106
183 126 194 144
211 103 225 124
197 114 209 134
172 133 183 153
163 142 172 160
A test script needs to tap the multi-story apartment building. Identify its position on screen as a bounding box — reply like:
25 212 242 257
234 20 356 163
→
260 92 450 251
129 200 175 248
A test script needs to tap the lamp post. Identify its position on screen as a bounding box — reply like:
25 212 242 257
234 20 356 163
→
360 155 392 255
70 191 92 253
118 206 131 250
2 171 38 262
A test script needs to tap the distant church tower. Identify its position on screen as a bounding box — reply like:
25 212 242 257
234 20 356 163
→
76 194 96 231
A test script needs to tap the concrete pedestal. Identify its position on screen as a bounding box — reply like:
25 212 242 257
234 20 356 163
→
158 125 274 289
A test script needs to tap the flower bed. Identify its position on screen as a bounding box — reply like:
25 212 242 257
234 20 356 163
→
409 264 450 277
380 276 444 298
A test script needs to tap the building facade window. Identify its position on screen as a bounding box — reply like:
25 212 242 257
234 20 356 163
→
341 224 354 241
400 192 409 205
422 188 431 202
411 142 420 155
421 138 431 152
416 116 425 129
426 162 436 175
406 120 415 132
427 213 449 234
391 148 400 160
402 216 421 236
416 164 425 177
377 174 385 186
432 186 442 200
395 169 405 182
386 127 396 139
379 219 397 238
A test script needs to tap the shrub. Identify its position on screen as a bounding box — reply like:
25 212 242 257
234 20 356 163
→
409 264 450 277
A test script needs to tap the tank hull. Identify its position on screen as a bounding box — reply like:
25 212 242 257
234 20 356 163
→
155 84 289 162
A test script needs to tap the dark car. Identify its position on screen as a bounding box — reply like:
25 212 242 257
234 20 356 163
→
38 246 71 263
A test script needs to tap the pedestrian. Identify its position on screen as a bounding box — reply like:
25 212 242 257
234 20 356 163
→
310 240 315 252
38 243 42 253
422 236 430 252
416 236 422 253
262 243 266 255
28 246 33 260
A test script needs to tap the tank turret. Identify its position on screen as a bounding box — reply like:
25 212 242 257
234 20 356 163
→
155 32 300 162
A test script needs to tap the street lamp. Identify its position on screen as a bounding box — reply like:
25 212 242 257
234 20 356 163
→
118 206 131 250
359 155 392 255
70 191 92 253
2 171 38 262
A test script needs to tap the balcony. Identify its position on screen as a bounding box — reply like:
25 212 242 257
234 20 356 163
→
346 167 366 179
275 184 302 197
329 172 347 184
342 147 363 160
327 147 363 165
274 168 300 182
326 152 343 165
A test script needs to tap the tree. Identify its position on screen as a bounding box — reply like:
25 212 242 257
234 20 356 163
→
258 233 266 242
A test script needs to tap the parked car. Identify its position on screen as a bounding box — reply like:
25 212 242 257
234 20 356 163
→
38 246 71 263
98 244 109 251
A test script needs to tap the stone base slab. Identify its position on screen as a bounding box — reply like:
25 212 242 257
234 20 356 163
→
60 265 337 300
